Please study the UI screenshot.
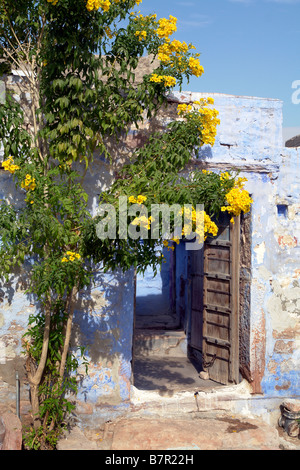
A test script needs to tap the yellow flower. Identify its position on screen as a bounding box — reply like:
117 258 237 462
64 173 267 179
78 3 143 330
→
235 176 248 188
150 74 176 87
220 171 231 182
156 16 177 39
129 195 147 204
136 195 147 204
188 57 204 77
164 76 176 87
222 187 253 220
86 0 111 12
157 53 171 63
135 30 147 41
131 215 152 230
181 208 218 240
2 156 20 174
62 251 81 262
177 103 193 116
21 174 36 191
177 98 220 146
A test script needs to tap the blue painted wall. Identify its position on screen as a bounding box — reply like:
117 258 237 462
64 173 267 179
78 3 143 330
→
1 87 299 426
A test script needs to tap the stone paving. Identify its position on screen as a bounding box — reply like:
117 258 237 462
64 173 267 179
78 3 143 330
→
1 406 299 450
57 410 300 451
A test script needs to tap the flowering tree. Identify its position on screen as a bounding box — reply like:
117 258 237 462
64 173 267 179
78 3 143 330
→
0 0 252 449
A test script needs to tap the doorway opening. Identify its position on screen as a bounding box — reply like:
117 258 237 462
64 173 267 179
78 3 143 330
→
132 212 251 394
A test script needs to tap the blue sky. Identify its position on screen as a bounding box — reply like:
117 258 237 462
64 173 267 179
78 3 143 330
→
137 0 300 129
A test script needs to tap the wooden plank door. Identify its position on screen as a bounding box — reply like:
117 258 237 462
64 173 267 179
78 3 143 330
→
190 246 204 354
190 214 240 385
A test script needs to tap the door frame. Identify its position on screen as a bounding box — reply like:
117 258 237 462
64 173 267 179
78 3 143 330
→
188 214 241 385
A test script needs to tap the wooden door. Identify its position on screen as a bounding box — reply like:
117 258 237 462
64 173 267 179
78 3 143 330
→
189 214 240 385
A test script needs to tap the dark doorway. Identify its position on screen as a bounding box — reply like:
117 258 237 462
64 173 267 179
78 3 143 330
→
132 213 248 392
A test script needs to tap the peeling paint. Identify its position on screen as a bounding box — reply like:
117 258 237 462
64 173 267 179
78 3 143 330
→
254 242 265 265
1 86 300 424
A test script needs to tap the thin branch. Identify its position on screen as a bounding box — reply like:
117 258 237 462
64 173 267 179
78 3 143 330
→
6 14 28 58
0 42 33 83
59 286 78 378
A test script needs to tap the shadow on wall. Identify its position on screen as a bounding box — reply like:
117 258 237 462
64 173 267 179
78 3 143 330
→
71 267 135 403
0 260 135 405
135 247 172 319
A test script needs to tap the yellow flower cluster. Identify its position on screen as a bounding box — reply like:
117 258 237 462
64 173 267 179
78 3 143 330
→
61 251 81 263
188 57 204 77
221 187 253 223
128 195 147 204
177 98 220 146
157 39 190 64
179 207 218 241
86 0 110 11
86 0 141 11
197 107 220 146
149 73 176 87
156 16 177 39
21 174 36 191
202 212 218 238
131 215 154 230
220 171 231 182
133 12 157 23
47 0 58 5
2 156 20 174
135 30 147 41
177 103 193 116
177 98 214 117
235 176 248 188
195 98 216 111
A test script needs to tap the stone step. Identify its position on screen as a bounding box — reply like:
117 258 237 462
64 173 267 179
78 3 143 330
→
135 314 179 330
133 329 187 358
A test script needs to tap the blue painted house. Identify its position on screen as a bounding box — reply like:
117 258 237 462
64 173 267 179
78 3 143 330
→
0 76 299 428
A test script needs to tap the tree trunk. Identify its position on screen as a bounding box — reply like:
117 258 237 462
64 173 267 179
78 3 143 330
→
26 299 51 430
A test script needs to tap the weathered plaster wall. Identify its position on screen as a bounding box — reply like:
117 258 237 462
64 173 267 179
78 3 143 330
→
0 72 136 424
0 174 135 426
168 91 299 399
0 71 299 426
70 268 135 425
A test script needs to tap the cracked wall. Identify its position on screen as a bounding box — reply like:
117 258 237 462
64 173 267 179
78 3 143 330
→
0 72 299 425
